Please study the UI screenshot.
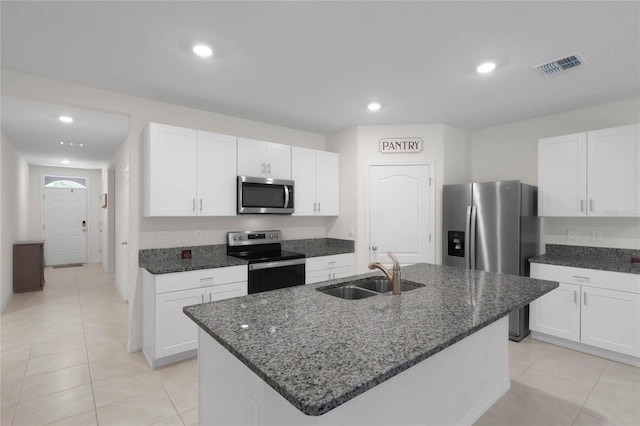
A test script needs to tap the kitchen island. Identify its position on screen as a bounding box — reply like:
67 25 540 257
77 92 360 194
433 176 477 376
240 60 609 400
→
184 263 558 425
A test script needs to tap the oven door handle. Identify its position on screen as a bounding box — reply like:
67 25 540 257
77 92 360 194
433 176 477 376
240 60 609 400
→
249 258 306 271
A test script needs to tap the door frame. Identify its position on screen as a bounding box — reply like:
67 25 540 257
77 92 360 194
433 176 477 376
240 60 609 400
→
365 161 436 267
40 174 90 266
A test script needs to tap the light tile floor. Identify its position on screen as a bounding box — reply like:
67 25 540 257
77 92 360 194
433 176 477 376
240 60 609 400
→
1 265 638 425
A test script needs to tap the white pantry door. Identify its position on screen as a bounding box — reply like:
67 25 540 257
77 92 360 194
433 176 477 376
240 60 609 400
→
369 164 434 265
43 187 87 265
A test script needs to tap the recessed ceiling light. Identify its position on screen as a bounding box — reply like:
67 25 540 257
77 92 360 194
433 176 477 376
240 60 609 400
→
61 159 71 164
193 44 213 58
79 143 84 147
58 115 73 123
477 62 496 74
367 102 381 112
60 141 65 145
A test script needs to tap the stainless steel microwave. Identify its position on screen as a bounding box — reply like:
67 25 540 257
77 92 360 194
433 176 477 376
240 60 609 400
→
237 176 294 214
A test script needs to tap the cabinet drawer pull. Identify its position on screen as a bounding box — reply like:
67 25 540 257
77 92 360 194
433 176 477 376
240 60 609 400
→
200 277 215 282
572 275 590 281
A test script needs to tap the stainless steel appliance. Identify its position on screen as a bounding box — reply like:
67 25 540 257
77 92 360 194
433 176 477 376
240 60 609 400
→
227 230 305 294
442 180 538 341
237 176 294 214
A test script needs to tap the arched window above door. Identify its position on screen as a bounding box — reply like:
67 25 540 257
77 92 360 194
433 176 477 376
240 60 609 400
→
43 176 87 189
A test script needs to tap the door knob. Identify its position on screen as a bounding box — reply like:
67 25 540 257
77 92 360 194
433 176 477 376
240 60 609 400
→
121 241 128 246
371 246 377 251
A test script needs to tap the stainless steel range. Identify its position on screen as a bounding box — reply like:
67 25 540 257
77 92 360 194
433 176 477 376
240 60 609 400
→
227 230 306 294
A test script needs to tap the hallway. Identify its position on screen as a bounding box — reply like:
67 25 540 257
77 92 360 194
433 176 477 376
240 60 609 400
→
1 265 197 425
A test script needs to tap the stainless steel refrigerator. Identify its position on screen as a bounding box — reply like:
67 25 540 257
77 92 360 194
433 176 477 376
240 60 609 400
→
442 180 539 341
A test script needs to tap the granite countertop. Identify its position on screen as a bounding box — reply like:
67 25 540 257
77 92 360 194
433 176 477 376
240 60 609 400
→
139 245 247 274
139 238 355 274
183 263 558 416
530 244 640 275
281 238 354 258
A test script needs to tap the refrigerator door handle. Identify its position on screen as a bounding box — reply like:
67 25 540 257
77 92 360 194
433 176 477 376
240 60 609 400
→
470 205 477 270
464 206 472 269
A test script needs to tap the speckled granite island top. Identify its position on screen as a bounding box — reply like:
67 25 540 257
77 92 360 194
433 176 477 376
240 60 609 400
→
530 244 640 275
183 263 558 416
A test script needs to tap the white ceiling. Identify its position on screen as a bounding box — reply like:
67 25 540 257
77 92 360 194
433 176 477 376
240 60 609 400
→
1 1 639 167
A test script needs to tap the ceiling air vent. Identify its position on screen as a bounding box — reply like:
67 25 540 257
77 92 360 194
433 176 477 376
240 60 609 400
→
533 53 585 76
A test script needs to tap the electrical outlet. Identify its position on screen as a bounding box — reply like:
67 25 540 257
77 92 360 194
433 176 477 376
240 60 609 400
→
195 230 202 240
592 230 603 241
567 229 576 241
157 231 168 241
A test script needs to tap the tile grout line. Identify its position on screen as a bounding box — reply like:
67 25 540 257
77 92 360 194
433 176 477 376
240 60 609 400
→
76 266 100 425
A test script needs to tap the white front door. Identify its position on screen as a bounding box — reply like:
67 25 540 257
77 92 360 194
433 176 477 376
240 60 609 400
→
369 164 434 265
43 187 87 266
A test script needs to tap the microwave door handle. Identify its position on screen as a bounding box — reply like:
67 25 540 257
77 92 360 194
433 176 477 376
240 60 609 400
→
284 185 290 208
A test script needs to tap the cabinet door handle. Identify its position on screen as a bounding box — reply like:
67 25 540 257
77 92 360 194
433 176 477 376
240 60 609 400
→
573 275 590 281
267 163 271 175
583 291 587 306
589 199 594 212
318 202 321 212
574 290 577 304
313 202 316 212
328 273 331 280
201 294 204 303
192 198 196 212
200 198 203 212
209 293 212 302
261 163 266 175
580 200 584 212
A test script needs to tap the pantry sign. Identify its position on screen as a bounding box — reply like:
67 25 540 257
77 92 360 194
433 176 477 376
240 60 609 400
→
379 137 423 153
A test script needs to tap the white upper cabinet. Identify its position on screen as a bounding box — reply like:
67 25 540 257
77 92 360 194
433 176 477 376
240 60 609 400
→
237 137 291 180
538 132 587 216
315 151 340 216
144 123 198 217
291 147 339 216
143 123 237 217
587 125 640 216
538 124 640 217
197 130 237 216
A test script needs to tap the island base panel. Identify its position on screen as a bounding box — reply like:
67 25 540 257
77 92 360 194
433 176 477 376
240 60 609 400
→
198 317 510 425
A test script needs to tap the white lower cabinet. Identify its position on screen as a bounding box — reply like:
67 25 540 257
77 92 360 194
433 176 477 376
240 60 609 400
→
530 263 640 362
581 286 640 356
530 282 581 342
306 253 354 284
142 266 247 368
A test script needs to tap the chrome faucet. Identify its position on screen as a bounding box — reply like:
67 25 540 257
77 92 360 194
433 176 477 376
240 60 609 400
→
368 252 402 295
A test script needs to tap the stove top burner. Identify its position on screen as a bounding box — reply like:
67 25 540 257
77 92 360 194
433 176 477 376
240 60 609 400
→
226 230 305 263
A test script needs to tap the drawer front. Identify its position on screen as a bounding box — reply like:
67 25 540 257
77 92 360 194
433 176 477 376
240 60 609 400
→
155 266 248 294
531 263 639 294
306 253 354 272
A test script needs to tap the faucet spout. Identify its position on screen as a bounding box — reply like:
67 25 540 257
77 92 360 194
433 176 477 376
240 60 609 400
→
368 252 402 295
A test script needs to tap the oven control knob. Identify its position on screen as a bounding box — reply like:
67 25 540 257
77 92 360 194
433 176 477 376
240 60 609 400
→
275 233 279 238
232 236 237 241
269 234 274 238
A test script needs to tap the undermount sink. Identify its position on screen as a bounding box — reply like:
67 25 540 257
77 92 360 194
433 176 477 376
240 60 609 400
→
352 277 425 293
319 286 378 300
317 277 425 300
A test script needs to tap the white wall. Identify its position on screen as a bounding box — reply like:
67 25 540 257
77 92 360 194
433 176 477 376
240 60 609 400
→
28 166 103 264
468 97 640 250
443 125 469 185
326 127 358 241
1 132 30 312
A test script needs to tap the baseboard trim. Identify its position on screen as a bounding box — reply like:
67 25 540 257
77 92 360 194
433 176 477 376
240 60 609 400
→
531 332 640 367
